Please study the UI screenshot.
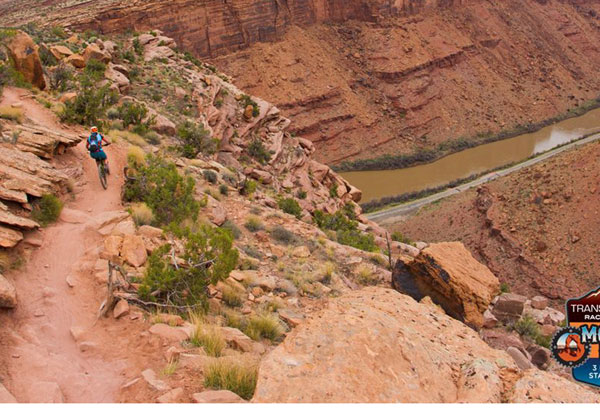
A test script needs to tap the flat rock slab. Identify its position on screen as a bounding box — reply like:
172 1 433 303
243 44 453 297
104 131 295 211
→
149 323 189 342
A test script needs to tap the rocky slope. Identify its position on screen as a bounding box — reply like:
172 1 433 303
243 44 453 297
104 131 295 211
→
2 1 600 164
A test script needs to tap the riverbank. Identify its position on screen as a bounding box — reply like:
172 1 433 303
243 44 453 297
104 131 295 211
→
334 98 600 173
366 132 600 223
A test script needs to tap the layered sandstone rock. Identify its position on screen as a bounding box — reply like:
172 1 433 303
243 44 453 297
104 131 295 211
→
406 242 499 328
253 287 599 403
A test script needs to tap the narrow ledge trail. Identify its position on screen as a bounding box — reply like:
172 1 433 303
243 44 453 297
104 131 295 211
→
0 87 135 403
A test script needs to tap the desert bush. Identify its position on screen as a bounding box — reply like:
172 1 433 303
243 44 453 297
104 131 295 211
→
277 197 302 219
355 263 377 285
47 63 73 92
118 101 148 128
110 129 147 147
221 284 243 307
60 76 116 126
219 184 229 196
500 283 511 294
239 94 259 117
31 194 63 227
223 309 247 331
144 130 161 145
297 190 307 199
337 230 377 252
127 145 146 169
123 155 200 226
240 179 257 196
270 226 297 245
313 209 377 252
204 359 258 400
129 202 154 226
0 106 23 123
247 138 271 164
391 232 415 246
84 59 106 80
511 315 550 348
190 325 225 357
138 225 239 307
203 169 217 184
244 216 264 233
245 312 285 342
221 220 241 240
177 121 218 158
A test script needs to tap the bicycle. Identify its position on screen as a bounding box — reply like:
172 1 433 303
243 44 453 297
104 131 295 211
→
94 144 111 190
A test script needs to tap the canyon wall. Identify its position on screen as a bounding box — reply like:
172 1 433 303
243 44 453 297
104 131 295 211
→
0 0 466 58
2 0 600 164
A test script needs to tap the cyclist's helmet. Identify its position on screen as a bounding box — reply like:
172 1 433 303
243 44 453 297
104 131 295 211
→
91 126 98 133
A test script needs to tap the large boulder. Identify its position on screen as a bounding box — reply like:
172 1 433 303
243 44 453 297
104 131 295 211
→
82 43 111 64
406 242 499 328
253 287 599 403
6 30 46 90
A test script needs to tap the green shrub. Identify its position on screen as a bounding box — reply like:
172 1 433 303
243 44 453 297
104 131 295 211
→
132 37 143 55
297 190 307 199
219 184 229 196
204 359 258 400
244 216 264 232
329 184 338 198
247 138 271 164
31 194 63 227
139 225 238 307
511 315 549 348
176 121 218 158
500 283 511 294
245 312 285 342
336 229 377 252
277 197 302 219
60 75 116 126
270 226 297 244
240 179 257 196
123 155 200 226
203 169 218 184
391 232 415 246
118 101 148 128
239 94 259 117
313 209 377 252
84 59 106 80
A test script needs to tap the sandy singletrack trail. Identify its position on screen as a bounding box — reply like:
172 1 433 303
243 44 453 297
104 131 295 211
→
0 88 134 403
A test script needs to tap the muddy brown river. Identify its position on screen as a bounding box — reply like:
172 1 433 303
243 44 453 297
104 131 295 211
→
341 108 600 203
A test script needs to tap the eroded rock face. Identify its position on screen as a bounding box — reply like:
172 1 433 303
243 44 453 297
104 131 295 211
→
253 287 600 403
6 30 46 90
406 242 499 328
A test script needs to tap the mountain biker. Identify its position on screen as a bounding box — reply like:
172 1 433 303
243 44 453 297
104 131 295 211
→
86 126 111 173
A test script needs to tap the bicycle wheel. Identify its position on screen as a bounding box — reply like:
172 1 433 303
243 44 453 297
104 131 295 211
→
98 162 108 189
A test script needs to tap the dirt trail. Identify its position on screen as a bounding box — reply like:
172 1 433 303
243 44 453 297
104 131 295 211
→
0 88 132 402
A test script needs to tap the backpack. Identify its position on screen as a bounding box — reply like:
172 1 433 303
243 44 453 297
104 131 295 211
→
88 132 101 153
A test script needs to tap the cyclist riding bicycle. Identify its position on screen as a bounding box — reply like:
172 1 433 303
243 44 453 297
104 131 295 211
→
86 126 110 173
